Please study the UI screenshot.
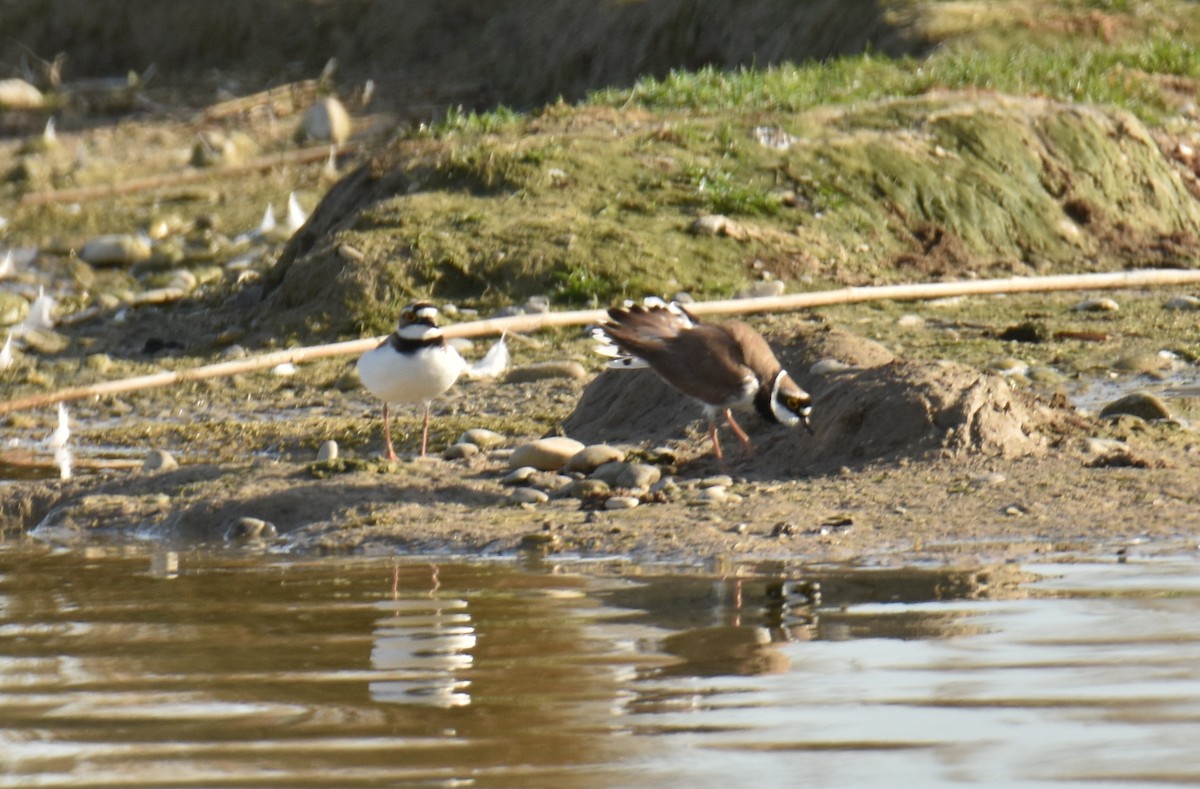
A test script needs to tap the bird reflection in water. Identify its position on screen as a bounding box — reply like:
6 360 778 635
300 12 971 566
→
369 562 475 708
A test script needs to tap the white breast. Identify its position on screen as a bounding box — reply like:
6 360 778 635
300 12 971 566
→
357 342 466 404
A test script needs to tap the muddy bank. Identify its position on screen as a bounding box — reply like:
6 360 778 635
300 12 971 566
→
0 0 918 115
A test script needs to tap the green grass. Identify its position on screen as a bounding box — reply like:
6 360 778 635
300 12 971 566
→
592 33 1200 124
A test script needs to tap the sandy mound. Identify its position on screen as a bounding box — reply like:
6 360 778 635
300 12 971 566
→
563 326 1073 475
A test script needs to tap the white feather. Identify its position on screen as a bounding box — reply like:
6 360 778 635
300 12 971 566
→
21 287 56 332
464 333 509 380
46 403 70 450
0 331 13 370
286 192 308 232
259 203 277 235
0 250 14 279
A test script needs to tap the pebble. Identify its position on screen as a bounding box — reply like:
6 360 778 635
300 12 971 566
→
503 465 538 486
0 78 44 109
567 479 610 498
616 463 661 490
226 516 278 540
1073 297 1119 312
316 440 338 461
590 461 628 486
459 428 506 449
508 436 585 470
897 313 926 329
1099 392 1172 421
511 488 549 505
645 446 678 464
700 474 734 488
810 358 852 376
142 449 179 472
738 280 786 299
296 96 352 145
1164 295 1200 310
692 486 728 505
605 496 640 510
504 361 588 383
650 476 680 496
1112 352 1170 375
442 442 479 460
80 234 152 266
0 291 28 326
566 444 625 473
1084 437 1128 456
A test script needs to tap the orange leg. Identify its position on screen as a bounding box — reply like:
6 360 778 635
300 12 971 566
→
724 409 755 456
419 403 432 458
707 417 725 463
382 403 398 461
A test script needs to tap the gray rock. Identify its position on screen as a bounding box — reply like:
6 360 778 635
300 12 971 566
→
1073 297 1119 312
605 496 640 510
1164 295 1200 310
0 291 28 326
511 488 549 505
616 463 661 490
508 436 586 471
566 444 625 473
1099 392 1172 421
459 428 505 449
691 486 728 505
503 466 538 486
567 479 611 498
504 361 589 383
590 460 628 486
142 449 179 472
80 234 152 266
442 442 479 460
810 358 853 376
226 516 277 541
0 78 44 109
316 440 338 461
1113 352 1172 375
700 474 734 489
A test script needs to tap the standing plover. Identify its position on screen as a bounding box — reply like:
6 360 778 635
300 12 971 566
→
357 301 466 459
595 299 811 461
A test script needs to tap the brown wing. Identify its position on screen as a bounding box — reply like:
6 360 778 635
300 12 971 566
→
602 306 756 407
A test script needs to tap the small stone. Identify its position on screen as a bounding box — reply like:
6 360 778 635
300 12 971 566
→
645 446 678 464
650 476 679 496
897 313 926 329
511 488 549 505
1073 297 1119 312
566 444 625 474
296 96 352 145
442 442 479 460
226 516 277 540
142 449 178 472
700 474 733 488
616 463 661 490
1112 352 1171 375
590 461 628 486
316 440 338 461
810 358 852 376
567 479 611 498
0 78 44 109
84 353 114 374
504 361 588 383
1164 295 1200 311
970 472 1006 488
1084 437 1128 456
738 280 786 299
605 496 640 510
1099 392 1172 421
79 234 152 266
503 466 538 486
508 436 586 471
459 428 505 449
692 486 728 505
0 292 29 326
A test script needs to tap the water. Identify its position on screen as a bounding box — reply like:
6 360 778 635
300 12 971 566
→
2 545 1200 787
